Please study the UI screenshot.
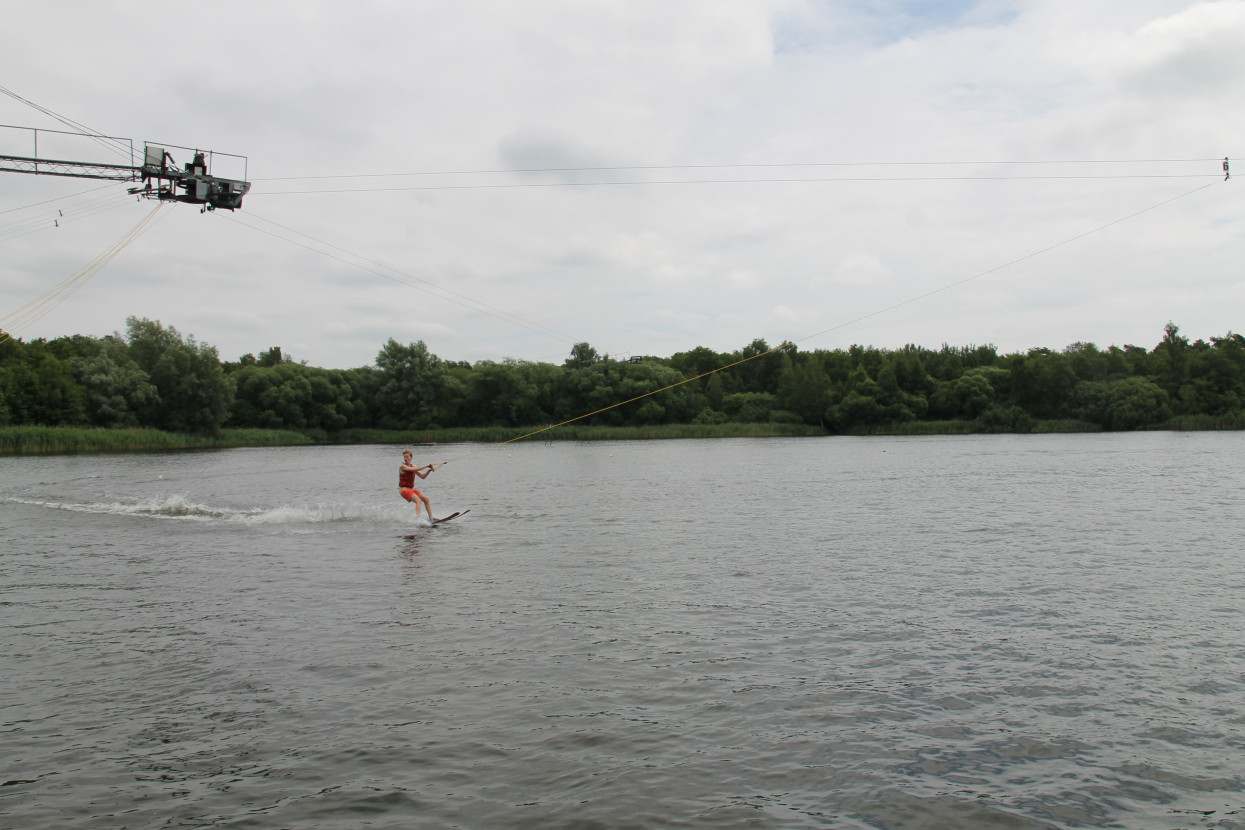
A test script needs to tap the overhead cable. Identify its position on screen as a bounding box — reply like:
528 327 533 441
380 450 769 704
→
428 178 1225 467
0 86 133 162
0 203 170 344
256 172 1224 196
220 211 585 347
253 157 1228 182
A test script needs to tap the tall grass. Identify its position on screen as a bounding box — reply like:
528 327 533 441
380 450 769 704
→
1160 413 1245 431
1 424 820 455
334 423 825 445
849 420 979 436
1029 419 1103 433
4 414 1238 456
0 427 313 455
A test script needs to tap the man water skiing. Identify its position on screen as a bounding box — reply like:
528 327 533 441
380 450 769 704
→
399 449 438 522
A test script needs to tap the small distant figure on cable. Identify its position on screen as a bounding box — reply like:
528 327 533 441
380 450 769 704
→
399 449 437 522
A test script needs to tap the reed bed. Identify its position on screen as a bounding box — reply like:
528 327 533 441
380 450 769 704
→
1161 413 1245 431
334 423 825 446
848 419 1109 436
5 416 1238 456
0 427 313 455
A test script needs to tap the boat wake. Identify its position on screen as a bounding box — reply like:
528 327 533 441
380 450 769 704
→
6 494 405 527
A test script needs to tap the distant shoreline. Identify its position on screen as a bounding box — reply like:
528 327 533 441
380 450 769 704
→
2 417 1240 455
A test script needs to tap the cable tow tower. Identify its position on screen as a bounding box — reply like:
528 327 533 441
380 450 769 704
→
0 124 251 211
130 143 250 211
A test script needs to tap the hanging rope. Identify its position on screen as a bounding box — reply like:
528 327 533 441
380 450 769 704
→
0 203 170 345
427 178 1223 469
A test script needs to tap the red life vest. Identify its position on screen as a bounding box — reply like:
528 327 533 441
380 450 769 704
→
399 467 415 488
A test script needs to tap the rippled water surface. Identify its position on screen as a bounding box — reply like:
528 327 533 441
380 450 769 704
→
2 433 1244 829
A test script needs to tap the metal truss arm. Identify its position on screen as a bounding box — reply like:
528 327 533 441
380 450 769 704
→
0 153 139 181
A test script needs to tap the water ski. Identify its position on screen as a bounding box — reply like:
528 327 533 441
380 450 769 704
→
434 509 469 524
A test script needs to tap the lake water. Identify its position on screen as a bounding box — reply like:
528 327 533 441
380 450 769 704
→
2 432 1244 829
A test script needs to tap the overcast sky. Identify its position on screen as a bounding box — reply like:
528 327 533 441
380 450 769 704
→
2 1 1242 369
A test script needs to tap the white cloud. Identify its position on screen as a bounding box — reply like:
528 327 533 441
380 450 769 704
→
1 1 1242 369
814 253 892 287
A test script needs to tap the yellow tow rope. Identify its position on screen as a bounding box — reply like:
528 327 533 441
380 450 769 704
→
0 203 169 345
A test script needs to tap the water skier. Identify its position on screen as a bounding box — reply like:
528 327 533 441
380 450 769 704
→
399 449 438 522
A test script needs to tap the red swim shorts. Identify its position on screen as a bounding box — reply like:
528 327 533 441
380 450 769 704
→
399 488 422 502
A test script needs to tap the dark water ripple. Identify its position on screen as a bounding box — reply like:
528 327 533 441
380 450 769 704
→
2 434 1244 828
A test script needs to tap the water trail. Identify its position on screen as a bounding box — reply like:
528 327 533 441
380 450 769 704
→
4 494 406 526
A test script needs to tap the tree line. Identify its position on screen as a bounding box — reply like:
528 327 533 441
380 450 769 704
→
1 317 1242 436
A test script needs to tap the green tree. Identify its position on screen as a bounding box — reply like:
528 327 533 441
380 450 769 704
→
730 338 783 394
564 342 600 371
553 358 688 426
722 391 776 423
668 346 724 378
228 361 358 431
776 352 830 426
1103 376 1171 430
76 336 158 427
610 361 691 424
875 362 927 421
892 347 936 397
335 367 380 428
1063 341 1108 382
374 339 448 429
704 371 725 411
240 363 376 431
125 317 232 434
976 405 1034 433
0 339 90 426
1005 350 1077 419
464 359 554 426
1169 332 1245 417
691 406 730 425
1152 322 1189 399
257 346 291 367
954 367 1008 419
825 367 885 429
